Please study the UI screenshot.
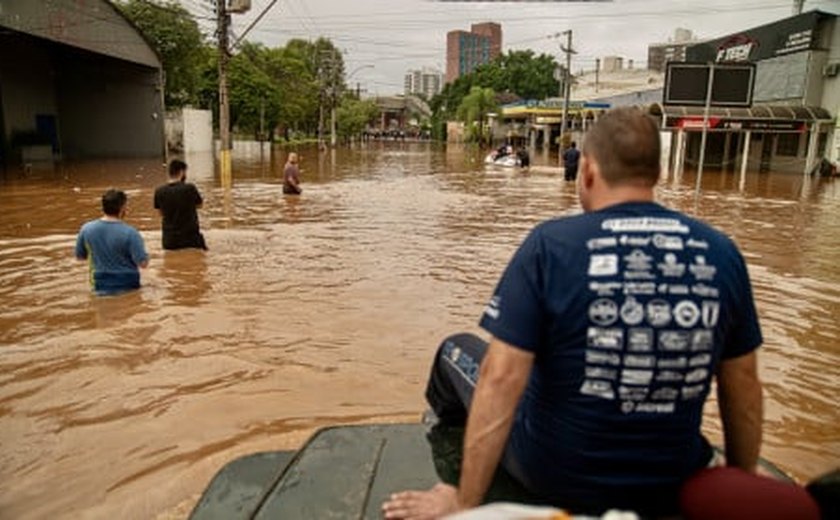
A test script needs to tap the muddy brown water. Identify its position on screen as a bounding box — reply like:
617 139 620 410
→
0 142 838 519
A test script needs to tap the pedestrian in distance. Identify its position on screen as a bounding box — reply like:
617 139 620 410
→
563 141 581 181
154 159 207 251
283 152 303 195
75 189 149 295
383 107 765 519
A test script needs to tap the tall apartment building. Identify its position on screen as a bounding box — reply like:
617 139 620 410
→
404 68 444 98
445 22 502 84
647 28 704 72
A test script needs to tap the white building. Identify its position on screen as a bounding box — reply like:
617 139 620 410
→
404 68 444 99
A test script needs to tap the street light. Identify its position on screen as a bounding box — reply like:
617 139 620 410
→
347 64 375 97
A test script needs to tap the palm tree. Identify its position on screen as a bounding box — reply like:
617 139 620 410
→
456 86 498 145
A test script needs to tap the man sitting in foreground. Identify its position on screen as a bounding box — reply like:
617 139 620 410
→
382 108 764 518
75 189 149 295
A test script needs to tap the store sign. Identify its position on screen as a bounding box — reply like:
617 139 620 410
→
686 11 823 63
670 117 806 132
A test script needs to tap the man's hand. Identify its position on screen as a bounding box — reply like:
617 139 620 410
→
381 483 460 520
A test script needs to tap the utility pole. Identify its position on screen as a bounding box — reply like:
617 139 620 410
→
595 58 600 93
558 30 574 165
793 0 805 15
216 0 231 181
330 48 338 148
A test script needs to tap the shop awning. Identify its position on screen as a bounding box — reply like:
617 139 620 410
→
651 103 833 131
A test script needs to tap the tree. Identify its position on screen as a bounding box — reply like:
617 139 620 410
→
117 0 207 108
228 47 282 140
336 96 378 141
456 87 498 145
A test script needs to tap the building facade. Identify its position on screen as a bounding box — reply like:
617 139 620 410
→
666 10 840 173
404 68 444 99
445 22 502 84
0 0 165 166
648 28 705 73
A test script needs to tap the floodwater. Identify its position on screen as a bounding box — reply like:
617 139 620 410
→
0 142 838 519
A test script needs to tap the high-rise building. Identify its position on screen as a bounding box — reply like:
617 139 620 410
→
647 28 704 73
445 22 502 84
404 67 444 98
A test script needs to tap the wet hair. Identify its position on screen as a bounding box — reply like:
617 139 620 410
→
102 189 127 217
168 159 187 177
583 107 660 187
571 141 577 148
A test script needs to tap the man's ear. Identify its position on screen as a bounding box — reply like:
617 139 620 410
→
581 155 596 190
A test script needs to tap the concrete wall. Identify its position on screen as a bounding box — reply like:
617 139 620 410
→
56 45 164 158
183 109 213 153
819 18 840 162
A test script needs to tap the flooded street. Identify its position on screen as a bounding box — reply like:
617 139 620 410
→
1 143 838 519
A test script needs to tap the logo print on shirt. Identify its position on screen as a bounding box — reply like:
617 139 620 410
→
588 254 619 276
702 301 720 327
689 255 717 280
624 249 653 271
483 295 501 320
646 299 672 327
658 253 686 277
620 296 645 325
589 299 619 326
686 238 709 249
653 234 684 250
691 330 713 351
673 300 701 328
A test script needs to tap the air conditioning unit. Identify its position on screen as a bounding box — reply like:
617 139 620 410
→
823 63 840 77
228 0 251 14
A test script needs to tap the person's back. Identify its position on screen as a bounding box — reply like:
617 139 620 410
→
154 159 206 250
76 189 148 295
498 205 756 514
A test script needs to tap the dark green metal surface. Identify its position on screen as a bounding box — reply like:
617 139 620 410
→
190 423 795 519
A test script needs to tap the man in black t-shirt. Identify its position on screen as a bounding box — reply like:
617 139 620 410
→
154 159 207 250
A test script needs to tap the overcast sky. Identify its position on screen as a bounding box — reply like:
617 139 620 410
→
177 0 840 95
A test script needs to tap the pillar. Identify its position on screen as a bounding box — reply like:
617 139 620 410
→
804 123 820 175
740 130 751 191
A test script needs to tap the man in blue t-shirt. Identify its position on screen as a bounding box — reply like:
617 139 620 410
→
383 108 764 519
563 141 581 181
75 189 149 295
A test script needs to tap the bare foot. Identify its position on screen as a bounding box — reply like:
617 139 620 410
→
381 482 461 519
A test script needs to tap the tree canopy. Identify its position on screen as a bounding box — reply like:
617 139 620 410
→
117 0 207 108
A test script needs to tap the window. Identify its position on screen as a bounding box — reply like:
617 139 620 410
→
776 133 800 157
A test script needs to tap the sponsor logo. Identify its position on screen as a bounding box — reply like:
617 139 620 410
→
646 299 672 327
656 370 685 382
589 299 619 326
635 402 676 413
589 281 623 296
624 249 654 271
621 369 654 385
587 236 618 251
659 331 690 351
585 367 618 380
580 379 615 400
691 330 713 351
623 282 657 295
685 368 710 383
602 218 689 234
587 327 624 350
619 385 649 401
620 297 645 326
686 238 709 249
651 387 679 400
627 328 654 351
673 300 701 328
586 350 622 366
653 234 684 250
692 283 720 298
624 355 655 368
689 255 717 281
689 353 712 367
682 384 706 400
702 301 720 327
658 253 686 277
588 254 619 276
619 235 652 247
657 356 687 368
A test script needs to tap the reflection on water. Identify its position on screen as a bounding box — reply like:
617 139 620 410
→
0 142 838 519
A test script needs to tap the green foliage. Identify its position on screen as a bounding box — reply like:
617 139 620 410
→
336 96 378 140
456 87 498 144
117 0 207 107
431 50 560 127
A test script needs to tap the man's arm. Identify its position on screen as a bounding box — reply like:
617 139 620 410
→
458 337 534 508
716 350 763 472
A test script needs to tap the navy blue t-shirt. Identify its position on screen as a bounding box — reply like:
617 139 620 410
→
479 201 762 515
